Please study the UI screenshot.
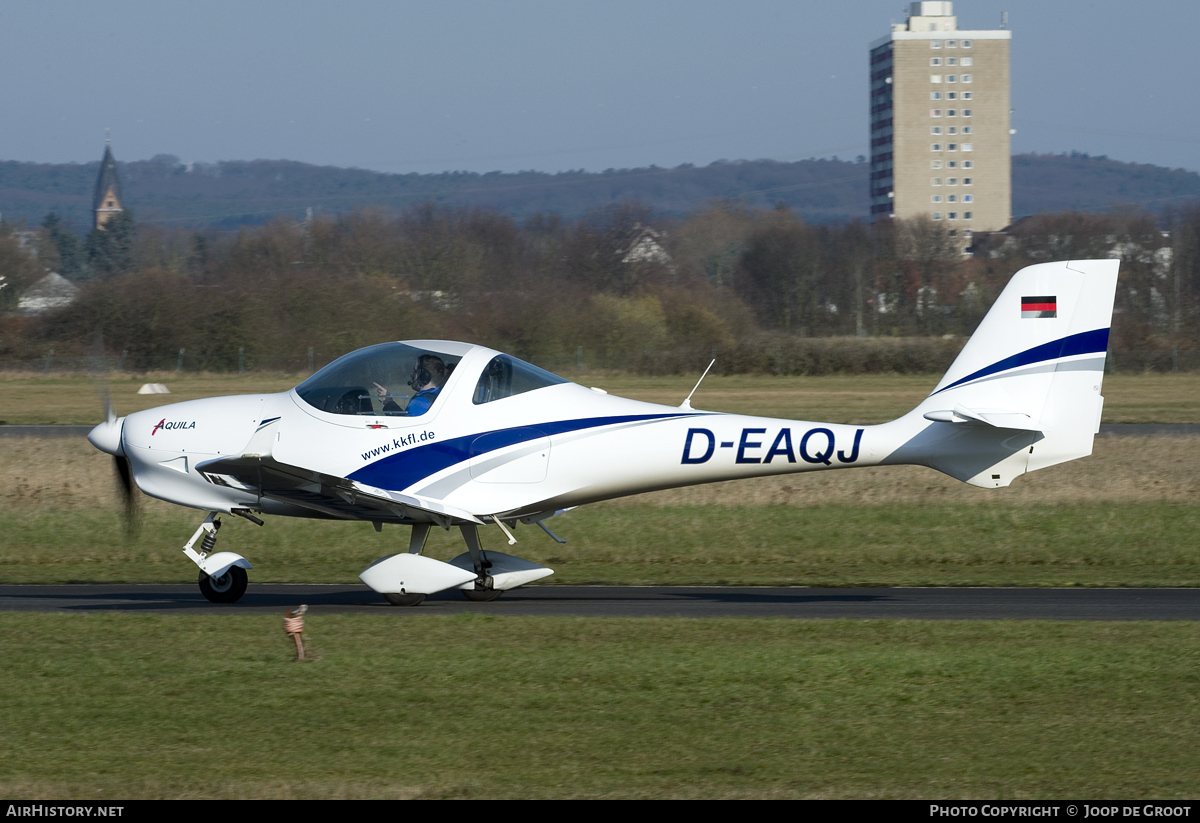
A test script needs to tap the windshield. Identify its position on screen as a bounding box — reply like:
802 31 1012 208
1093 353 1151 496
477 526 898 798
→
295 342 461 417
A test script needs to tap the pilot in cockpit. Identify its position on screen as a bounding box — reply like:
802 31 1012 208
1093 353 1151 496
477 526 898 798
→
374 353 447 416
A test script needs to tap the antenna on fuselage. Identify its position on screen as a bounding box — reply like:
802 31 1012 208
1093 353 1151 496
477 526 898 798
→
680 359 716 410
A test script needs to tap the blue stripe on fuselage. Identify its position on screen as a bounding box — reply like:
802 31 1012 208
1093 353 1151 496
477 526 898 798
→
931 328 1109 397
348 413 696 492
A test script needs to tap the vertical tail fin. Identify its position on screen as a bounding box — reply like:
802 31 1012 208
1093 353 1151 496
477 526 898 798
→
894 259 1119 487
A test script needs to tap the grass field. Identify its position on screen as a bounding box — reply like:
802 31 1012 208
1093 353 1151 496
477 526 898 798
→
2 371 1200 424
2 374 1198 798
2 615 1198 799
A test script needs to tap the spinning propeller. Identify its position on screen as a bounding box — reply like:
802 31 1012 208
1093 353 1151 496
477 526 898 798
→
87 341 140 536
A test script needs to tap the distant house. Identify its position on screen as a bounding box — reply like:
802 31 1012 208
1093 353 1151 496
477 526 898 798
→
619 224 674 268
17 272 78 316
12 230 39 257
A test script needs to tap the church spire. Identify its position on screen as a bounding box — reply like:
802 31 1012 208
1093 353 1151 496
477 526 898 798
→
93 141 123 230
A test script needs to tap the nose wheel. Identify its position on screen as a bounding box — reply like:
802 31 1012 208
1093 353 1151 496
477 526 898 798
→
198 566 248 603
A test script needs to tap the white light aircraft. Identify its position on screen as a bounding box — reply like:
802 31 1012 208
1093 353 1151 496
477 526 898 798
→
87 260 1118 605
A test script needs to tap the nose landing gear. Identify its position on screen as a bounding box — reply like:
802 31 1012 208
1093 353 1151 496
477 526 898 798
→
183 512 255 603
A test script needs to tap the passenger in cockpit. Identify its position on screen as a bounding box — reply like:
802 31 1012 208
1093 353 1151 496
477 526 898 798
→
374 354 447 416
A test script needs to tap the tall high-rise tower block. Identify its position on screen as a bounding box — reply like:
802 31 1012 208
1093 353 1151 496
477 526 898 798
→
869 2 1011 233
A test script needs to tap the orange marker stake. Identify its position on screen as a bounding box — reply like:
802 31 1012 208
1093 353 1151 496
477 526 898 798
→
284 605 308 661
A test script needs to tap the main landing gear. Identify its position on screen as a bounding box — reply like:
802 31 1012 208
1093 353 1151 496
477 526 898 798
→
461 588 504 602
360 520 555 606
458 522 502 603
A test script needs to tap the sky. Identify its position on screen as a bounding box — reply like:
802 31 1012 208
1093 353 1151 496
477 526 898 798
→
1 1 1197 175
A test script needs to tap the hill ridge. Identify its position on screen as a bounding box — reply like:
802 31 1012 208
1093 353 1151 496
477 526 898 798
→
1 152 1196 231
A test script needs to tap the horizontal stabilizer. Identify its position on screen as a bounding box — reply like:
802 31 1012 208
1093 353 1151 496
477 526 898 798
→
923 404 1043 432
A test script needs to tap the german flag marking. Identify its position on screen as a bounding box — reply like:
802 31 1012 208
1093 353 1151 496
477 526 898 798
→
1021 295 1057 318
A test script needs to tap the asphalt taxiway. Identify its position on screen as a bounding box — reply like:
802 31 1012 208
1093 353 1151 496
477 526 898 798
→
1 584 1198 620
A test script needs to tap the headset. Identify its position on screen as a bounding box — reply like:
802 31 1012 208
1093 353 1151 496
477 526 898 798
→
408 355 445 391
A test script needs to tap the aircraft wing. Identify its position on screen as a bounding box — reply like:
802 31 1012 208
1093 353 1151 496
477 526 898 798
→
195 454 483 527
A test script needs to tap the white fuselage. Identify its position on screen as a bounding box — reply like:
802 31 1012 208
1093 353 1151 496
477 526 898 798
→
118 343 901 521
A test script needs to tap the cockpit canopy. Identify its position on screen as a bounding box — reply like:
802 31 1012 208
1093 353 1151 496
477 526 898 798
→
471 353 568 405
295 342 569 417
295 342 461 417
